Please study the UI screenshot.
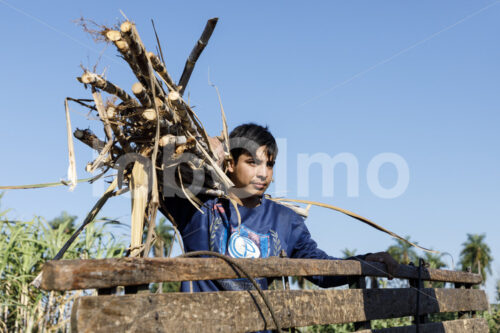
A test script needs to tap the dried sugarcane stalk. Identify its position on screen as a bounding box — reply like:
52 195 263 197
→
91 89 114 141
106 29 139 70
166 90 215 161
130 160 149 257
65 98 77 191
147 51 177 91
131 82 152 107
142 108 157 121
80 72 139 107
202 189 225 197
106 104 133 153
168 91 198 134
142 202 159 258
86 139 114 173
67 97 97 111
115 40 135 61
105 29 121 42
178 18 218 95
106 106 116 119
74 128 105 151
154 96 175 123
107 34 149 95
147 56 162 240
192 137 233 190
120 21 165 99
209 79 231 158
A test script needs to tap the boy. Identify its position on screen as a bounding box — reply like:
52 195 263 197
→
160 123 397 292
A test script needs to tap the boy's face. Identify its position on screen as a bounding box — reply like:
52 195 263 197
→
228 145 275 198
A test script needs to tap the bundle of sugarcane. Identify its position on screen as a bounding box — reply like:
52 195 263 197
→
69 17 232 258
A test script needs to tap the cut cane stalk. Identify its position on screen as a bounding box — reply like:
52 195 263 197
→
142 108 156 121
64 99 77 191
86 139 115 173
154 96 175 123
74 128 105 151
105 30 121 42
80 72 139 107
91 89 114 142
106 106 116 119
147 51 177 91
159 134 176 147
165 90 212 153
132 82 151 107
130 160 149 257
178 18 218 95
115 40 133 60
168 91 197 134
120 21 165 99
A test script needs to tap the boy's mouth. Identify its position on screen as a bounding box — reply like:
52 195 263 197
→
252 182 267 190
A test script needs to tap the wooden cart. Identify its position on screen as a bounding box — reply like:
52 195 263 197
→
40 257 489 332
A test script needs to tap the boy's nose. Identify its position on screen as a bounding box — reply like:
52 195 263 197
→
256 164 267 178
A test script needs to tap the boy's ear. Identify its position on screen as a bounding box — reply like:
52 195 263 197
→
227 158 235 174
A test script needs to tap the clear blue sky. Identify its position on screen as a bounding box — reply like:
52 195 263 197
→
0 1 499 301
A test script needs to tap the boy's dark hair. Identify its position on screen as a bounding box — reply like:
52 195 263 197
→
229 123 278 163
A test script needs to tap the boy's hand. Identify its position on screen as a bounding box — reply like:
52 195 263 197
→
365 252 399 279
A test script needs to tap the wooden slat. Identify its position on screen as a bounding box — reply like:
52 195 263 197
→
71 288 488 333
41 257 481 291
356 318 488 333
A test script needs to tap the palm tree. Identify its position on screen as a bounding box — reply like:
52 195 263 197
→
387 236 418 265
142 217 175 258
424 252 446 270
459 233 492 284
154 217 175 257
146 217 178 293
48 211 77 234
341 248 357 259
496 279 500 303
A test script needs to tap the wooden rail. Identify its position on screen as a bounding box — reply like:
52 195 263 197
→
71 288 488 332
40 257 488 332
41 257 481 291
357 318 488 333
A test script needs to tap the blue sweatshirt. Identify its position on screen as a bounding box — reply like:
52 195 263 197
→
160 195 358 292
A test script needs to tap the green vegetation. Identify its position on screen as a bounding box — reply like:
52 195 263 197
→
459 233 493 284
485 304 500 332
497 279 500 303
341 248 357 259
0 199 125 331
387 236 418 265
145 217 180 293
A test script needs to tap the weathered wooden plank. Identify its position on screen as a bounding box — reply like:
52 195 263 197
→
71 288 488 333
356 318 488 332
41 257 481 291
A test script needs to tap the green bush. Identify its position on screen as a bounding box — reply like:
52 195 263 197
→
483 305 500 332
0 203 125 332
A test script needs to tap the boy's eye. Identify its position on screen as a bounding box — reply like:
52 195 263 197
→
267 161 275 168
